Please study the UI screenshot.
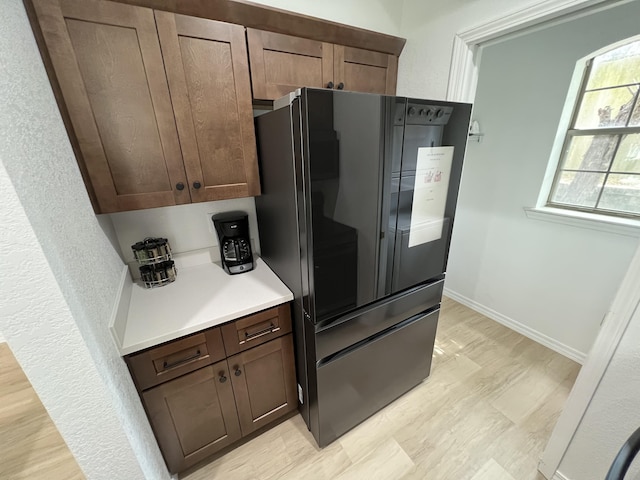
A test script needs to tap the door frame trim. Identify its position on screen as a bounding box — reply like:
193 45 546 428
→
446 0 620 103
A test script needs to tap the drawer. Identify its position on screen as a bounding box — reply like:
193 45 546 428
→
316 309 438 447
221 304 291 356
126 328 225 391
315 278 443 360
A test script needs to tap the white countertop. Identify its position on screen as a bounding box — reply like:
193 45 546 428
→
113 258 293 355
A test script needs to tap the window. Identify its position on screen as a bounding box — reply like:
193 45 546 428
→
548 39 640 218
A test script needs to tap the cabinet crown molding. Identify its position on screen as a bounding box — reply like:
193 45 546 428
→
114 0 406 55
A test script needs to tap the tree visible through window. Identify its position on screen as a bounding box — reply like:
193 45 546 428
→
548 39 640 218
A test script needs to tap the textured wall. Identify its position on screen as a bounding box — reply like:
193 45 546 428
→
396 0 541 99
559 298 640 479
0 165 145 479
0 2 169 479
443 1 640 358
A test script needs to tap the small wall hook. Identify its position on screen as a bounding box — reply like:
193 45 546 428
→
468 120 483 142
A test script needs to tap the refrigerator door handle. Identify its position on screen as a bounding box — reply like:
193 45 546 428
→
317 309 435 367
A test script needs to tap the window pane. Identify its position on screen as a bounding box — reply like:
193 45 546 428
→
561 135 618 171
630 98 640 127
598 174 640 215
574 86 636 129
586 40 640 90
610 134 640 173
550 171 605 208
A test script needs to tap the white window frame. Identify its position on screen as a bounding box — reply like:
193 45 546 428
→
526 34 640 237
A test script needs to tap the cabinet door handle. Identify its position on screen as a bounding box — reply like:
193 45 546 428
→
193 181 202 189
163 350 201 370
219 373 227 383
234 368 242 377
337 82 344 90
239 324 280 344
176 182 185 191
327 81 334 89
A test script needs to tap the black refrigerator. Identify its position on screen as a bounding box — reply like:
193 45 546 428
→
255 88 471 447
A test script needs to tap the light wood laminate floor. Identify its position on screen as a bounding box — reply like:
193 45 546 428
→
0 297 579 480
0 343 83 479
183 297 580 480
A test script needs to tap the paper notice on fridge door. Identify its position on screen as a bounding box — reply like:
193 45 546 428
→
408 146 454 248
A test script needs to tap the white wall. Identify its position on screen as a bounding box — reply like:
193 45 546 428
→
107 198 260 264
443 2 640 359
558 293 640 480
0 2 169 479
396 0 541 99
248 0 403 36
0 166 149 479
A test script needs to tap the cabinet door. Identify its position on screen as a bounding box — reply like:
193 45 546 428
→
156 13 260 201
142 362 241 473
334 45 398 95
228 335 297 435
247 29 334 100
32 0 190 213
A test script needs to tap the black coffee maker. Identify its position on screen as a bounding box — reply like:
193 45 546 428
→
212 212 254 274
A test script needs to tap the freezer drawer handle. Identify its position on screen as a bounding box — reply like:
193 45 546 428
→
239 324 280 344
317 309 438 367
163 349 201 370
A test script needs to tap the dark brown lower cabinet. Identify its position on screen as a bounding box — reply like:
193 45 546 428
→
229 335 297 436
128 306 297 474
142 360 241 473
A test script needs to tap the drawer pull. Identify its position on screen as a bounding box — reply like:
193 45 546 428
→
163 350 201 370
239 324 280 344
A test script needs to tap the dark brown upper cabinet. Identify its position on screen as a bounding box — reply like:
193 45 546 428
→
334 45 398 95
247 29 334 99
31 0 259 213
155 12 259 202
247 28 399 101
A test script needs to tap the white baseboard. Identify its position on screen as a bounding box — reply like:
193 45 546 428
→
443 288 586 364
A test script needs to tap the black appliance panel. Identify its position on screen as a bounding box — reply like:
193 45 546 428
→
257 101 318 427
303 90 395 323
255 106 303 299
390 100 472 293
315 279 443 360
316 308 439 447
255 89 472 450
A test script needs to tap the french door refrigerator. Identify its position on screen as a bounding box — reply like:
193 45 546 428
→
255 88 471 447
